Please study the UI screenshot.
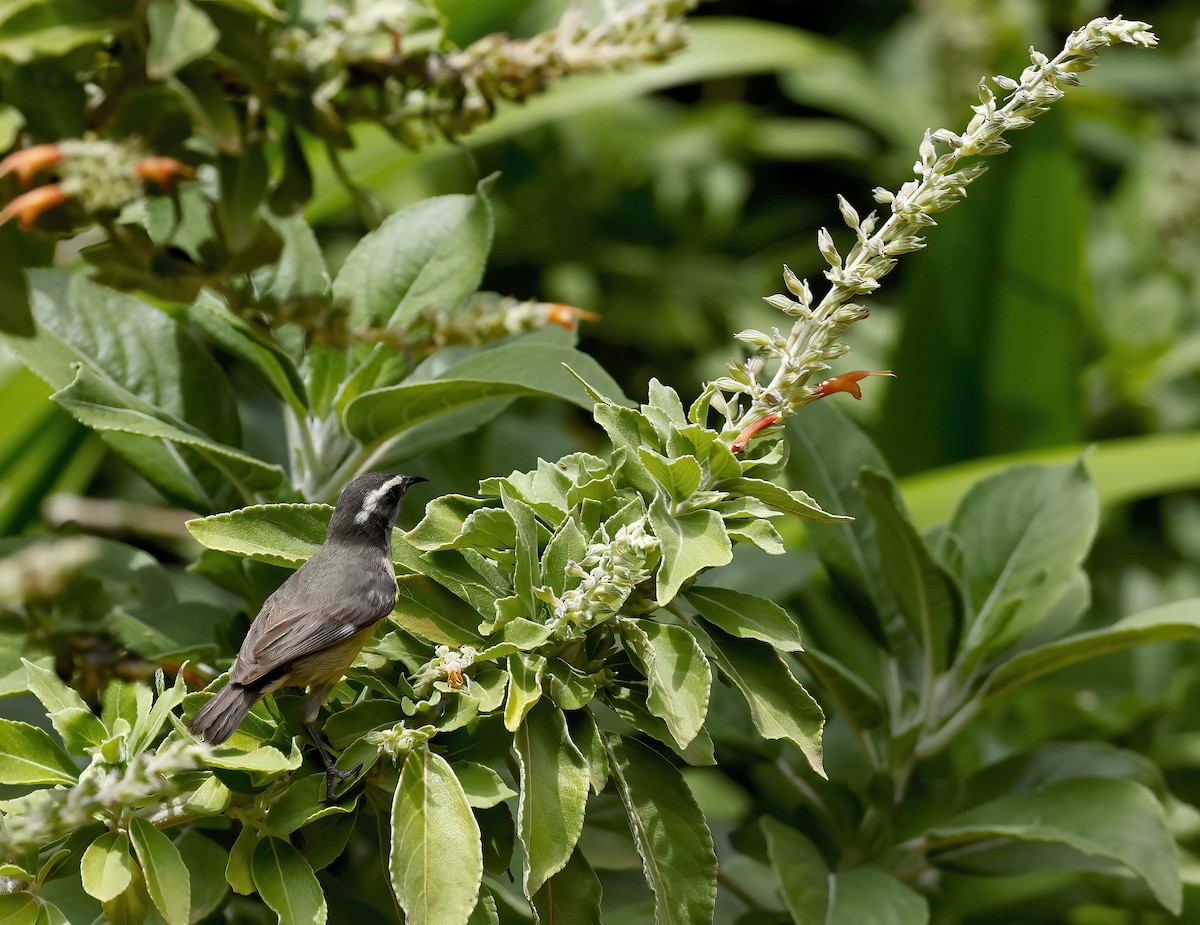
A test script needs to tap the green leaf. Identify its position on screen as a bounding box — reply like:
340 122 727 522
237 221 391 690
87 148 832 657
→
4 271 251 510
925 777 1181 915
146 0 219 78
648 494 732 606
859 469 961 670
453 762 516 809
718 476 852 523
175 831 230 924
129 817 190 925
953 460 1098 660
334 185 493 329
500 487 540 624
621 621 711 749
188 297 308 413
23 659 106 751
762 818 928 924
51 363 283 495
252 835 328 925
226 825 256 895
390 748 483 925
532 847 603 925
343 343 627 445
975 598 1200 710
786 404 897 646
685 586 804 652
81 832 134 903
0 894 38 925
0 719 78 784
699 626 825 776
639 449 702 504
515 700 589 897
504 653 546 732
901 430 1200 530
394 574 486 646
186 502 329 567
604 736 717 925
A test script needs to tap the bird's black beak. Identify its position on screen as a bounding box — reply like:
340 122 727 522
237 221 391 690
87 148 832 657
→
404 476 428 487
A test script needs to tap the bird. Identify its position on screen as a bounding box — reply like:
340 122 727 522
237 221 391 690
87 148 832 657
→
189 472 426 798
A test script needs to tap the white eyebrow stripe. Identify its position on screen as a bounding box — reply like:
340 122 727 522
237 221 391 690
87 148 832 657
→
354 475 409 525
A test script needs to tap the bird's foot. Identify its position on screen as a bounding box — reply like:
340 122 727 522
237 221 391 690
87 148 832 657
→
323 761 364 802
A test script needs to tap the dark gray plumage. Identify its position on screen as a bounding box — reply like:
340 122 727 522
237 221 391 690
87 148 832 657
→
189 472 424 794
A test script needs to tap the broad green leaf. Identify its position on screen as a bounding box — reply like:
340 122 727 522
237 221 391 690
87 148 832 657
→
718 476 852 523
605 736 717 925
175 831 230 924
405 495 487 550
0 894 38 925
504 654 546 732
533 847 603 925
252 836 327 925
23 659 106 751
467 892 500 925
541 519 587 597
206 742 303 782
394 574 486 646
186 502 329 567
226 825 256 895
102 870 152 925
129 816 190 925
762 818 928 924
621 620 711 749
648 494 732 606
0 720 78 784
639 449 702 505
0 2 116 62
500 487 540 623
333 185 493 329
925 777 1181 914
901 430 1200 530
51 363 283 493
186 775 231 814
4 271 250 510
975 598 1200 710
453 762 516 809
796 649 884 730
102 680 149 735
343 343 627 445
146 0 219 78
786 403 897 646
81 832 134 903
860 469 961 670
761 818 828 921
686 586 804 651
515 700 589 897
953 460 1098 661
390 748 483 925
264 775 352 834
699 626 825 776
188 298 308 413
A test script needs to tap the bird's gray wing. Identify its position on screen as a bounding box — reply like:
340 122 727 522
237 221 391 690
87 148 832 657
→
230 566 394 686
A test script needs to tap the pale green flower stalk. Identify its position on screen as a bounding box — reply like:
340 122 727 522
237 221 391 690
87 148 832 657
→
0 738 208 864
715 15 1159 446
542 519 660 635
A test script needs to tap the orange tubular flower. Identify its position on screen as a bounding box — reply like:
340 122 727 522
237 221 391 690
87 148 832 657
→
812 369 896 401
546 303 601 330
134 157 195 188
730 411 782 455
0 144 63 186
0 185 69 229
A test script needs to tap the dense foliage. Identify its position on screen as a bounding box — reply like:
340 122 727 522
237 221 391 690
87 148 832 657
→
0 2 1198 925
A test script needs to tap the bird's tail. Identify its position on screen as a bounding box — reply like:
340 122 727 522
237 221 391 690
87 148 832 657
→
188 681 259 745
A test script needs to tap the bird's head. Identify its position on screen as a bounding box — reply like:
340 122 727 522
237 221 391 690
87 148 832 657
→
328 472 427 542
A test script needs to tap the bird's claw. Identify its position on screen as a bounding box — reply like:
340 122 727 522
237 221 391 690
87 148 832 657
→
323 762 364 802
